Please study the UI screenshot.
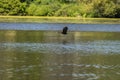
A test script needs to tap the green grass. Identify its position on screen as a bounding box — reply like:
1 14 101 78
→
0 16 120 24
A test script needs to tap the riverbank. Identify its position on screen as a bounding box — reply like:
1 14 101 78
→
0 16 119 19
0 16 120 24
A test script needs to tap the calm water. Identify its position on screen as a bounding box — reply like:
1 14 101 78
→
0 22 120 80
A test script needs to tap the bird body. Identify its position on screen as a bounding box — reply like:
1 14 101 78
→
62 26 68 34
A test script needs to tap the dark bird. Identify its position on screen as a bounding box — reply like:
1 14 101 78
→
62 26 68 34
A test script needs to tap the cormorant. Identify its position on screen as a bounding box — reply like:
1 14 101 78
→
62 26 68 34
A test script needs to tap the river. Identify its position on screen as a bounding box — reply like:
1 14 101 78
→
0 20 120 80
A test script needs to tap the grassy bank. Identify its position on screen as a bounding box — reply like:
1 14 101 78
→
0 16 119 19
0 16 120 24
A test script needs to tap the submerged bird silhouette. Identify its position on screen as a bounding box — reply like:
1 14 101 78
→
62 26 68 34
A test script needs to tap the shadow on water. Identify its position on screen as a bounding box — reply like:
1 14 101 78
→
0 30 120 80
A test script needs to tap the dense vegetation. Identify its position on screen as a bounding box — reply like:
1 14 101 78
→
0 0 120 18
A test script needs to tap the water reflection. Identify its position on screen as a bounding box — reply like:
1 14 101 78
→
0 30 120 80
0 22 120 32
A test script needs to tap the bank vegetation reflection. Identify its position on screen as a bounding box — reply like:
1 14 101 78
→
0 30 120 80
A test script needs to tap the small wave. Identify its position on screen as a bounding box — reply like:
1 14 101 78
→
0 40 120 54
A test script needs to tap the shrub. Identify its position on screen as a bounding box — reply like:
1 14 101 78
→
115 5 120 18
26 3 37 16
34 5 50 16
54 4 69 16
92 0 117 17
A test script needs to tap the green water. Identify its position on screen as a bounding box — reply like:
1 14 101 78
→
0 30 120 80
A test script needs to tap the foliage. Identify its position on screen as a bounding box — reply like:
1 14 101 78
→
92 0 117 17
26 3 37 16
0 0 27 15
34 5 50 16
0 0 119 18
115 4 120 18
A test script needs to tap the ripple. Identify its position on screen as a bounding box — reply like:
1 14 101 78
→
0 41 120 54
0 40 120 54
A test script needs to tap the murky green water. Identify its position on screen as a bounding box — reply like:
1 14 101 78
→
0 30 120 80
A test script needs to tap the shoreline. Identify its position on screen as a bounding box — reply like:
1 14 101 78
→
0 16 120 24
0 16 119 19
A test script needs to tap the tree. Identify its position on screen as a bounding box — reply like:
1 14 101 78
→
92 0 117 17
0 0 119 17
0 0 27 15
26 3 37 16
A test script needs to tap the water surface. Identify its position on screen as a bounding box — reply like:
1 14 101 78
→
0 22 120 80
0 22 120 32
